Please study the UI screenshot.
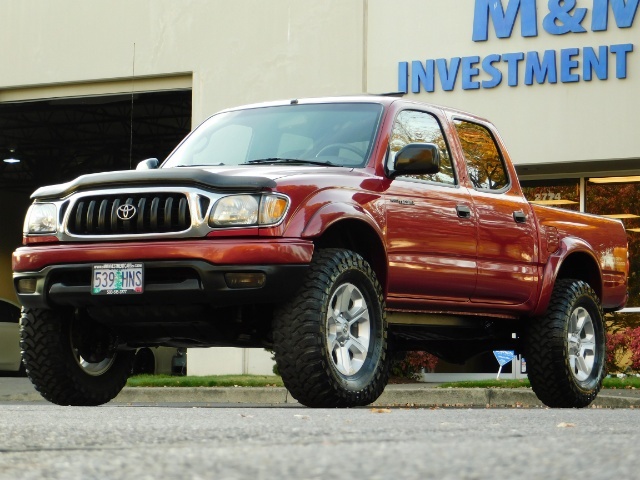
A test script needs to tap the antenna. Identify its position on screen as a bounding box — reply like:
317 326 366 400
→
129 43 136 169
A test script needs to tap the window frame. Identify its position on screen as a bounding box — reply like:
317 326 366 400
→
452 118 512 194
386 108 459 188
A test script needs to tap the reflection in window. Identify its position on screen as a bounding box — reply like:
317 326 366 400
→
587 180 640 308
521 179 580 212
388 110 456 185
454 120 508 191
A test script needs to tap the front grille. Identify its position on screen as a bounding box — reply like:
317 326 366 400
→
67 193 191 235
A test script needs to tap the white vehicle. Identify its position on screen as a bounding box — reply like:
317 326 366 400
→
0 301 23 374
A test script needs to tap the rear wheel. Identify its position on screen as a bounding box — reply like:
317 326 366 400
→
273 249 389 408
525 279 605 408
20 308 134 406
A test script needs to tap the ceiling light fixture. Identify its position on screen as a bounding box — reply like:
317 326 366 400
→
529 199 579 206
589 176 640 184
3 148 20 164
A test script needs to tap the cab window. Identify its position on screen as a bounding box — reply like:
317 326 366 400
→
388 110 456 185
454 120 509 191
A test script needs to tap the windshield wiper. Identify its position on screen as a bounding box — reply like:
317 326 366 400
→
244 158 337 167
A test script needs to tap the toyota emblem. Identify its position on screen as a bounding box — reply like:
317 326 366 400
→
116 204 137 220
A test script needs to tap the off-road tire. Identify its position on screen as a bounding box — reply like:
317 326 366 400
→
525 279 605 408
20 308 134 406
273 249 389 408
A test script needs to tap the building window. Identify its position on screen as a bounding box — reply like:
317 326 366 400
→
520 178 580 211
587 179 640 308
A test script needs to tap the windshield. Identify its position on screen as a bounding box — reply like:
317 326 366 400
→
163 103 383 169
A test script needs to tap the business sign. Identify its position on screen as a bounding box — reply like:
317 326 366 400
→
398 0 637 92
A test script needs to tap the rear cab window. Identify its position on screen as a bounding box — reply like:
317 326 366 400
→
453 119 509 192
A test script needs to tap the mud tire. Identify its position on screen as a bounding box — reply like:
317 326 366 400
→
525 279 606 408
273 249 389 408
20 308 134 406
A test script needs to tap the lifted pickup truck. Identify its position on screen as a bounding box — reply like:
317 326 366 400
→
13 96 628 408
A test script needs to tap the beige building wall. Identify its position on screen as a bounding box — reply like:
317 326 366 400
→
0 0 366 121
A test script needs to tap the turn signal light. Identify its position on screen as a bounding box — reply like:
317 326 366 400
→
17 278 37 294
224 273 266 289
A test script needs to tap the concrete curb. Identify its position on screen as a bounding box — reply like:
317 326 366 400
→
111 386 640 408
2 386 639 408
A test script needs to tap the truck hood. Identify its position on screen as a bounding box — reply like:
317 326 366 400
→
30 165 354 200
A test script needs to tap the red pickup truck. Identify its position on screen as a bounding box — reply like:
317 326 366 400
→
13 96 628 408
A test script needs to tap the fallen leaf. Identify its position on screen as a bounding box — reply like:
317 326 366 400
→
557 422 576 428
370 408 391 414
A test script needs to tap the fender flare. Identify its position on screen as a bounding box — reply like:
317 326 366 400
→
300 201 385 240
532 237 602 317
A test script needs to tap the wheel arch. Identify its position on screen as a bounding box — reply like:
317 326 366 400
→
302 208 387 293
534 240 603 316
556 251 602 298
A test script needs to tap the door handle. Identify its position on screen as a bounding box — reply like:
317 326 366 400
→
456 205 472 219
513 210 527 223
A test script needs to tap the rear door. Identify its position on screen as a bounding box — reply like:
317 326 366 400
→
452 118 538 306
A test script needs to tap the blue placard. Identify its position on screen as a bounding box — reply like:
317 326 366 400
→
493 350 515 366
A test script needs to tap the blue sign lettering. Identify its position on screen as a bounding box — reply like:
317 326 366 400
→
398 2 636 92
398 43 633 92
411 60 435 93
611 43 634 78
525 50 558 85
583 46 609 80
592 0 640 31
481 54 503 88
473 0 538 41
560 48 581 82
543 0 588 35
461 56 481 89
473 0 638 39
502 52 525 86
436 57 461 91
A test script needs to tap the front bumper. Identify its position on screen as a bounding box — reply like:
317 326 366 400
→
13 239 313 309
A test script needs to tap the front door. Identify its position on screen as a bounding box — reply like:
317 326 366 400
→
385 109 478 308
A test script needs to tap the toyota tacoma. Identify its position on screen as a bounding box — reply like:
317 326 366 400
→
13 96 629 408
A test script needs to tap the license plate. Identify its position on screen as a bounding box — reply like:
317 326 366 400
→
92 263 144 295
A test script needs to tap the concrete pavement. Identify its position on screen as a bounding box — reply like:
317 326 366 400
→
2 377 640 408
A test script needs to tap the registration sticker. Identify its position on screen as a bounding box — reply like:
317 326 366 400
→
92 263 144 295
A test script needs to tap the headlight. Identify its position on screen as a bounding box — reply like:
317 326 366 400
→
209 194 288 227
24 203 57 234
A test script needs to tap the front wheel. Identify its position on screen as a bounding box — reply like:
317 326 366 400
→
525 279 606 408
20 308 134 406
273 249 389 408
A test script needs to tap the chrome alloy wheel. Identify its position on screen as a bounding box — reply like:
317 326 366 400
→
73 353 116 377
567 306 596 382
326 282 371 376
69 327 117 377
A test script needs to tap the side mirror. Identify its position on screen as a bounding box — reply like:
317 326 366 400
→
136 158 159 170
390 143 440 178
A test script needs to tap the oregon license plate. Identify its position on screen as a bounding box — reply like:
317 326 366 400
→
92 263 144 295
